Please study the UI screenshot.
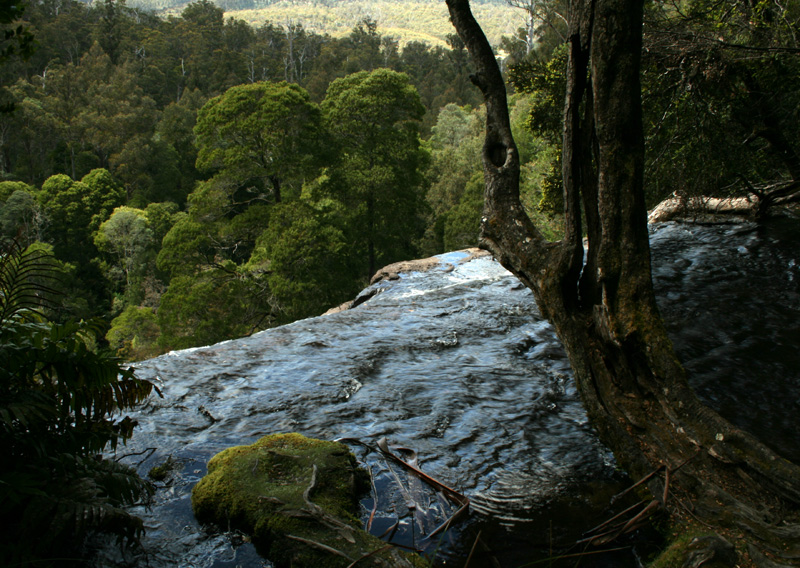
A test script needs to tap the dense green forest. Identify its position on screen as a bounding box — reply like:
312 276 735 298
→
0 0 565 360
1 0 798 358
1 0 799 562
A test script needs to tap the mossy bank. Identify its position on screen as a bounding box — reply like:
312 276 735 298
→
192 433 426 567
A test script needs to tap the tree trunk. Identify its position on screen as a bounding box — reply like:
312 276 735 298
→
446 0 800 562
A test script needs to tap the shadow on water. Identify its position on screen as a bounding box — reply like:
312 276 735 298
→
652 219 800 464
90 220 800 567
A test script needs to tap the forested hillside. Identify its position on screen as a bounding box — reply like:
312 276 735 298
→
132 0 523 48
0 0 562 361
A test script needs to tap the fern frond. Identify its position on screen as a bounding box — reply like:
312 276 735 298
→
0 238 62 325
0 239 155 564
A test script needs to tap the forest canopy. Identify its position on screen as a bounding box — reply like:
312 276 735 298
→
0 0 797 356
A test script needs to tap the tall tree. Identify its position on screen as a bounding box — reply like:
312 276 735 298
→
94 205 153 299
503 0 567 57
447 0 800 561
194 81 324 205
322 69 428 279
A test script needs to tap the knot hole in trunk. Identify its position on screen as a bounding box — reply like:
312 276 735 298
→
487 143 508 168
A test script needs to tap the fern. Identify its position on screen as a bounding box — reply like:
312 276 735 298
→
0 238 61 324
0 238 157 565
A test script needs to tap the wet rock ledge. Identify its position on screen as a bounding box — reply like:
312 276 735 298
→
191 433 426 568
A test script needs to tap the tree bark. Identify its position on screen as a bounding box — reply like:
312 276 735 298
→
446 0 800 561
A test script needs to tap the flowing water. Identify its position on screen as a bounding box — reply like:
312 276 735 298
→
90 220 800 568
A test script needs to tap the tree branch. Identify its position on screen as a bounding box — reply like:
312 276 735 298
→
446 0 576 310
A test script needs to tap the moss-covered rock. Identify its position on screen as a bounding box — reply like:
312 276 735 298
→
192 433 426 568
648 522 737 568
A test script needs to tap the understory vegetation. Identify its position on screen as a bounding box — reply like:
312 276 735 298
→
0 239 156 565
0 0 798 563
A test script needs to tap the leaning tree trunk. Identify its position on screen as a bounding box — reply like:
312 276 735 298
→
446 0 800 562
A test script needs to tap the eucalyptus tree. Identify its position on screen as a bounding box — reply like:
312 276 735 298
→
322 69 428 279
503 0 567 57
94 206 154 299
447 0 800 559
194 80 325 206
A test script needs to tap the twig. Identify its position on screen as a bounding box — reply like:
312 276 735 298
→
336 436 470 544
583 451 700 545
114 447 156 464
427 502 470 539
583 499 648 537
463 529 481 568
516 546 632 567
365 464 378 532
285 534 354 561
374 438 469 507
346 544 394 568
610 465 664 504
378 518 400 540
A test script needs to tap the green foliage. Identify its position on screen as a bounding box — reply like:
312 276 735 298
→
508 43 567 145
157 271 269 349
423 97 563 252
0 180 33 202
442 171 483 250
39 169 125 261
255 200 354 323
422 103 484 253
94 206 154 301
642 0 800 204
155 213 212 276
107 305 162 360
322 68 428 278
0 239 155 565
81 168 128 232
144 200 181 244
0 185 45 247
194 81 325 204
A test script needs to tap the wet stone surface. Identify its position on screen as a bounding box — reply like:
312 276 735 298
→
90 222 800 567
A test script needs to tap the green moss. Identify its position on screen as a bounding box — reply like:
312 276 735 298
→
192 433 424 568
148 456 177 481
649 531 700 568
647 521 735 568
